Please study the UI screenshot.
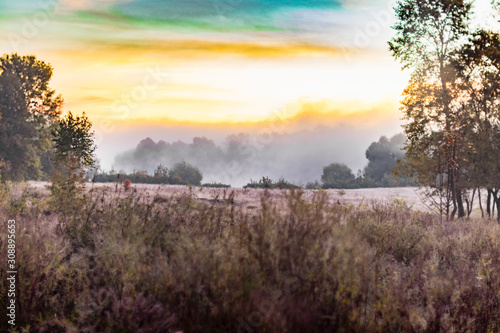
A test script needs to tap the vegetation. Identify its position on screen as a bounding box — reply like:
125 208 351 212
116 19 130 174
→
0 52 418 191
389 0 500 220
318 134 416 189
0 54 62 181
364 134 415 187
321 163 355 189
201 182 231 188
2 185 500 332
52 111 96 169
243 176 301 189
168 161 202 186
94 161 203 186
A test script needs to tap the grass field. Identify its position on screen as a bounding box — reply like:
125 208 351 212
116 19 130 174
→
21 181 428 210
1 182 500 332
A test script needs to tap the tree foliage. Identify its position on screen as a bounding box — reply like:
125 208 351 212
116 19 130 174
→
321 163 355 189
52 111 96 169
364 133 406 183
390 0 500 219
168 161 203 186
0 54 62 180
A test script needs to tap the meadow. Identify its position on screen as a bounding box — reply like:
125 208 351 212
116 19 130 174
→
1 182 500 332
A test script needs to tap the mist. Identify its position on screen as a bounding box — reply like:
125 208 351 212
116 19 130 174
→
111 125 399 187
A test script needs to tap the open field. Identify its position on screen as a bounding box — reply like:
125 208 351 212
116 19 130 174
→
18 181 488 218
22 181 427 210
2 181 500 332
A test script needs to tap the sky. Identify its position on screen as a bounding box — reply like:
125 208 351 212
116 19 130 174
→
0 0 494 184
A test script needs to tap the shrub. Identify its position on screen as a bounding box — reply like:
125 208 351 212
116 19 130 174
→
2 185 500 332
123 179 132 191
168 161 202 185
321 163 355 189
244 177 301 189
201 182 231 188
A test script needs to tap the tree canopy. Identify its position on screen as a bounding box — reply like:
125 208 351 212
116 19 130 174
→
390 0 500 219
0 54 62 180
321 163 355 189
364 133 405 184
52 111 96 169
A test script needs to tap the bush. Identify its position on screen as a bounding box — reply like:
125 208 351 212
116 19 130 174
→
93 162 205 186
321 163 355 189
3 185 500 332
201 182 231 188
168 161 202 185
305 180 321 189
123 179 132 191
244 177 302 189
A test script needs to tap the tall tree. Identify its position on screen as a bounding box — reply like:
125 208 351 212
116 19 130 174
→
389 0 473 219
454 30 500 220
0 54 63 180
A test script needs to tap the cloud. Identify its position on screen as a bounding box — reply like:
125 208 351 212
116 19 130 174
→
59 0 130 11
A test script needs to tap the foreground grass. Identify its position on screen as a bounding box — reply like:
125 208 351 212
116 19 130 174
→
1 185 500 332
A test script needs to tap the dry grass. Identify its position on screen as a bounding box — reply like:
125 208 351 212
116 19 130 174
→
1 182 500 332
22 181 428 212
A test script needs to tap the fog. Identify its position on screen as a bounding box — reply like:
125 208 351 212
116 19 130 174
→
103 99 402 187
110 126 399 187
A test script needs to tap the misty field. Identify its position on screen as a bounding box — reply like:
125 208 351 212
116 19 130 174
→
1 182 500 332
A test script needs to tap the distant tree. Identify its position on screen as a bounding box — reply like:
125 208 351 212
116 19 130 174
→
0 54 62 180
321 163 355 189
364 134 405 183
305 180 321 190
168 161 202 185
243 176 301 189
154 164 169 177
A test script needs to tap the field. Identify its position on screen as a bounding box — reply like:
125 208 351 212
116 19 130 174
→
22 181 428 210
1 182 500 332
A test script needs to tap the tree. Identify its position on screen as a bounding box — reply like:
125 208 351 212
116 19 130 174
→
52 111 96 172
0 54 62 179
49 111 96 222
321 163 355 189
364 134 406 184
168 161 202 185
389 0 473 219
154 164 169 178
0 54 62 180
453 30 500 219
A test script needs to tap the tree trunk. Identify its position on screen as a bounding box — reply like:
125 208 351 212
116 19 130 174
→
493 189 499 220
465 188 475 218
478 188 484 218
487 189 492 218
497 198 500 223
457 190 465 218
450 171 457 220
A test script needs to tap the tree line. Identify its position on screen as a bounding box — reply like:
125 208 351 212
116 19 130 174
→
98 132 413 189
93 161 203 186
319 133 415 189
